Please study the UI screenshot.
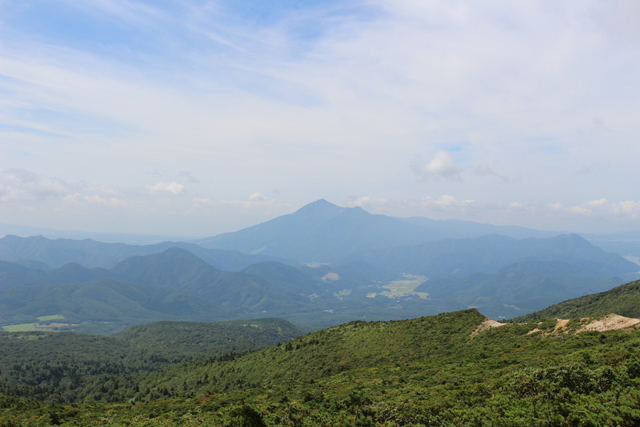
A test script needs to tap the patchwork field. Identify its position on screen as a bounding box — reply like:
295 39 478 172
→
367 274 429 299
2 315 66 332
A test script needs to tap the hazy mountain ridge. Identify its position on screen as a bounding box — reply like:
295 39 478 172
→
2 229 639 329
0 278 217 330
0 250 314 332
348 233 639 277
195 199 568 263
2 200 639 331
0 234 298 270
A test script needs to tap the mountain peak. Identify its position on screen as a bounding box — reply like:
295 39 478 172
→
293 199 345 217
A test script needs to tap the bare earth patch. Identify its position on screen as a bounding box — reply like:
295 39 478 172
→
474 314 640 338
576 314 640 333
471 318 506 337
552 319 570 334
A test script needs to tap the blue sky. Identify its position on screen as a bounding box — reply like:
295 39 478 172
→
1 0 640 237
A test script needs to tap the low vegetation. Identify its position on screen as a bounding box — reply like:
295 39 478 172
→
1 308 640 425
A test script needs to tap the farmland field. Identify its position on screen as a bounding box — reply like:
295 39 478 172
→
368 274 430 299
37 314 65 321
2 323 36 332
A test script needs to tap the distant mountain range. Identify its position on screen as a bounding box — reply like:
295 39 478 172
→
1 199 639 331
4 200 640 259
0 248 311 331
0 234 297 270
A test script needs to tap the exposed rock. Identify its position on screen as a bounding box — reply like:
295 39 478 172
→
576 314 640 333
471 318 506 337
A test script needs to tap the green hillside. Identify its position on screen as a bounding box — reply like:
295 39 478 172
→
108 248 308 312
2 308 640 425
0 318 300 403
416 259 627 319
0 278 219 333
0 250 313 330
114 318 301 359
510 279 640 322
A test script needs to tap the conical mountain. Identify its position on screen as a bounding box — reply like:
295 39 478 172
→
196 200 438 262
195 199 569 263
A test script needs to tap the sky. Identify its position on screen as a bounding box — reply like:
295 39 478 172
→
1 0 640 238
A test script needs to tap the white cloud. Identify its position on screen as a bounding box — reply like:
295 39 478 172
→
545 198 640 220
412 151 464 182
613 200 640 218
344 196 390 210
248 192 268 202
0 169 68 202
147 181 185 196
420 194 475 208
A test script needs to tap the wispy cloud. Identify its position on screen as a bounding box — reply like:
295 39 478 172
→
473 164 510 183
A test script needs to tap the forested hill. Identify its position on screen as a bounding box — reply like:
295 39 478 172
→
113 318 301 357
2 308 640 425
0 318 300 403
510 278 640 322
